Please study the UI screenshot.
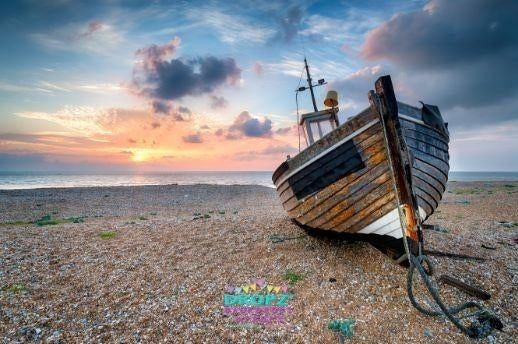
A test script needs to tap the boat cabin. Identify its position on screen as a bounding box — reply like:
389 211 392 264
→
299 108 339 146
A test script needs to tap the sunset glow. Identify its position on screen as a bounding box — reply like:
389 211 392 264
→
1 0 517 172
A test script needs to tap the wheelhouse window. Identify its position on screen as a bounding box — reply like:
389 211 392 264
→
300 108 339 146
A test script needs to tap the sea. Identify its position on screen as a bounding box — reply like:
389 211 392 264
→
0 171 518 190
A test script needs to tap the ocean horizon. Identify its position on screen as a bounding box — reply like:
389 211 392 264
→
1 171 518 190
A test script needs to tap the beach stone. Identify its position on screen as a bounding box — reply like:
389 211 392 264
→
46 330 62 343
19 326 42 340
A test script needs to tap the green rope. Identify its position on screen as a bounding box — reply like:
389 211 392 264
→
407 254 502 338
268 234 306 243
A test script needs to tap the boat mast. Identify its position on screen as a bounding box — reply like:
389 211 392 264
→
304 57 318 112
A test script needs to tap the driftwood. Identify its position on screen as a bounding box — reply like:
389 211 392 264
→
439 274 491 300
424 249 485 262
421 224 448 233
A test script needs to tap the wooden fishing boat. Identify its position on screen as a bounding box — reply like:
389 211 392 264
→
271 60 505 338
272 59 449 261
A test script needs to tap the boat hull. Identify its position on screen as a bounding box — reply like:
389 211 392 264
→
272 82 449 257
273 106 404 240
398 102 450 221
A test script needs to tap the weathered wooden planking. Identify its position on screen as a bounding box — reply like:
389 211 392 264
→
272 161 289 184
412 158 448 187
397 102 422 120
413 175 442 206
279 108 378 180
310 180 395 229
411 150 449 177
374 76 420 248
278 126 382 199
405 137 449 163
283 148 389 214
415 191 435 216
338 198 399 234
328 191 397 232
400 120 449 144
281 139 388 211
289 141 365 200
295 166 392 225
402 129 449 153
277 123 381 194
276 121 382 196
402 110 450 221
290 157 390 218
413 183 442 213
279 132 386 207
412 169 445 194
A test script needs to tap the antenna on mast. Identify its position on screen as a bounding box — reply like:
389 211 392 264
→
296 57 327 113
304 57 318 112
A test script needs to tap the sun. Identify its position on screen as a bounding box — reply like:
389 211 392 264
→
131 150 149 162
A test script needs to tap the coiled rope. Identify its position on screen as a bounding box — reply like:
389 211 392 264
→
406 253 502 338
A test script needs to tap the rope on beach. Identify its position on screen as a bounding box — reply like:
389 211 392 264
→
268 234 306 243
406 254 503 338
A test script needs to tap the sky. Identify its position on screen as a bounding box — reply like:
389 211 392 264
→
0 0 517 172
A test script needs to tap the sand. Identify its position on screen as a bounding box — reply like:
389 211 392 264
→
0 182 517 343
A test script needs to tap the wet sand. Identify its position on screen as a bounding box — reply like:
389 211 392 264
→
0 182 517 343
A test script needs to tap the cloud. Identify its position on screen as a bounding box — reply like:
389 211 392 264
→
30 20 124 55
186 8 276 45
252 62 264 76
0 80 124 95
17 106 114 136
77 83 125 93
0 152 142 173
0 133 108 148
275 126 293 135
152 100 172 114
259 144 297 155
299 8 385 46
151 101 192 121
0 153 48 171
209 95 228 109
329 65 385 113
361 0 518 113
228 111 273 138
214 111 292 140
135 37 181 70
79 21 105 39
182 132 203 143
274 5 303 43
233 144 298 161
178 106 191 114
132 38 242 101
0 81 53 93
15 106 180 140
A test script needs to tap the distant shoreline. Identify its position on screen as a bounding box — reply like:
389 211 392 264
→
2 179 518 191
1 171 518 190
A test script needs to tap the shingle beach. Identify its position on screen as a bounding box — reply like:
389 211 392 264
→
1 182 517 343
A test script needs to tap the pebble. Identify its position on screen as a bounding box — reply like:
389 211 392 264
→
0 182 516 342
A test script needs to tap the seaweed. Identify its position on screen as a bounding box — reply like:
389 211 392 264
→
284 270 304 286
99 231 116 239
